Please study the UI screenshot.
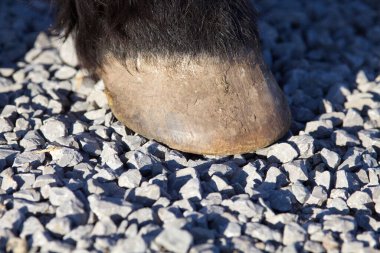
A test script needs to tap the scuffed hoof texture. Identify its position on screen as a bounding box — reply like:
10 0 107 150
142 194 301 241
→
102 54 291 155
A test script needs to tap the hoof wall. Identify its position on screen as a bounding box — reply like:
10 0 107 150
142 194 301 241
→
102 55 291 155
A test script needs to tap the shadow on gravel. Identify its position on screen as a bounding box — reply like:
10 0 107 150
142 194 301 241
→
0 0 52 68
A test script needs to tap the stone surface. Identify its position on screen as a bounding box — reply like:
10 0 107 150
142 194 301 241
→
118 169 142 189
155 228 193 253
267 143 298 163
40 119 68 142
88 195 133 220
332 130 361 147
320 148 341 169
54 66 77 80
0 1 379 253
282 160 309 182
283 223 307 245
245 223 282 243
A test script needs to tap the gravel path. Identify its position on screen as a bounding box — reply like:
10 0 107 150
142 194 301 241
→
1 0 380 252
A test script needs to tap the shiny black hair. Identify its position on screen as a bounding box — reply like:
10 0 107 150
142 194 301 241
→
53 0 260 73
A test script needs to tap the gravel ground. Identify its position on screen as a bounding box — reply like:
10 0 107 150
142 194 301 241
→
1 0 380 252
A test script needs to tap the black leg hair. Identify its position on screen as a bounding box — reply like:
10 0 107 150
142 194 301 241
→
53 0 260 73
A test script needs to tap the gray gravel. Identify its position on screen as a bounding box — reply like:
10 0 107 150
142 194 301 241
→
0 0 380 252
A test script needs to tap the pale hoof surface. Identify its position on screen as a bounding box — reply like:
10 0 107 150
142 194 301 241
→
102 56 291 155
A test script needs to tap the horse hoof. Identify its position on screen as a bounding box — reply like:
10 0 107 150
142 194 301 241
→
101 53 291 155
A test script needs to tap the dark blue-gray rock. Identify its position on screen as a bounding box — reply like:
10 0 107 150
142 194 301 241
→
326 83 350 105
337 147 366 171
268 190 293 212
0 149 19 170
54 136 80 149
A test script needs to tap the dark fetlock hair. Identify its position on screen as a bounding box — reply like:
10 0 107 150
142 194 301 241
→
53 0 260 73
